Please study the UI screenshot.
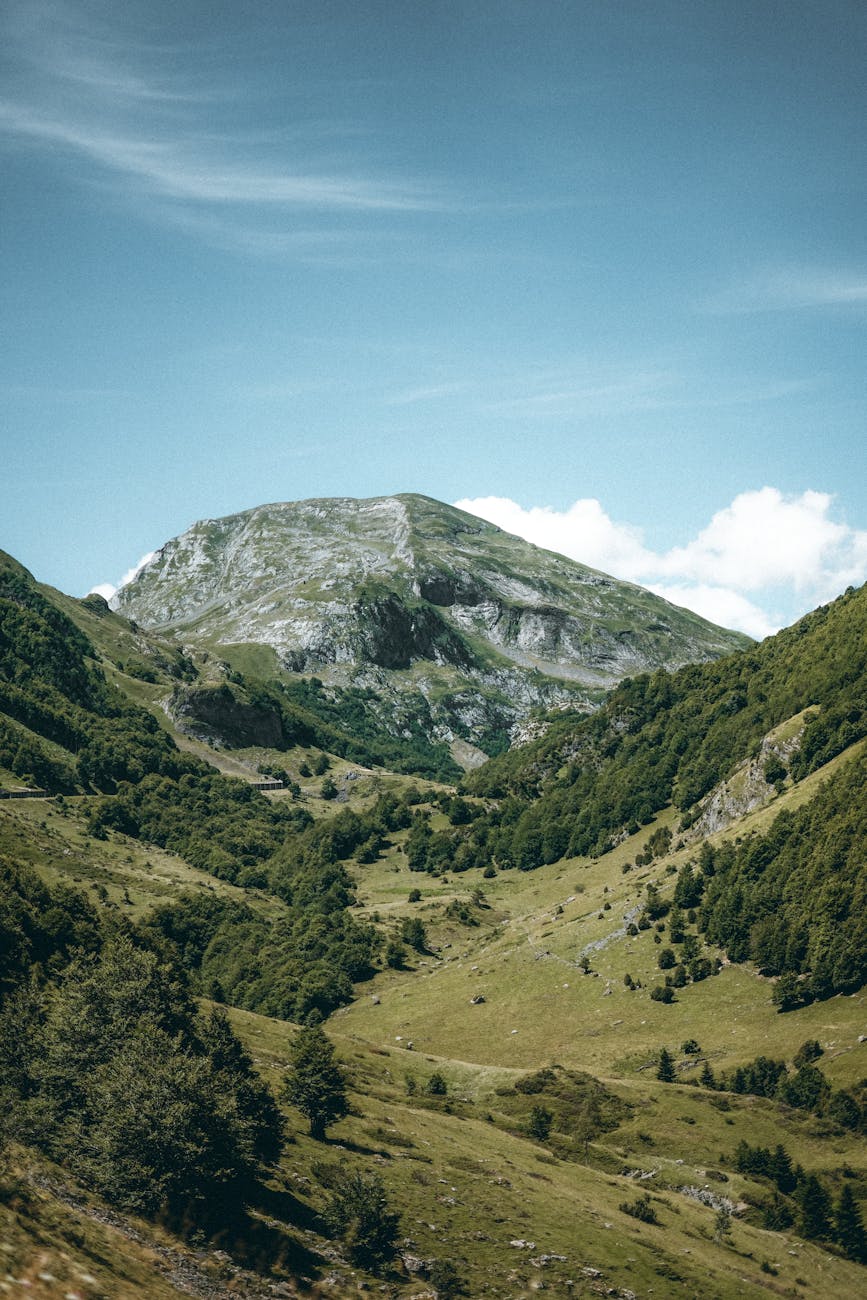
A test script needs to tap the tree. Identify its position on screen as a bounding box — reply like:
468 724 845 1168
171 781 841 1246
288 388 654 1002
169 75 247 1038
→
835 1184 867 1262
401 916 427 952
792 1039 823 1068
283 1024 348 1140
699 1061 717 1089
321 1164 401 1268
650 984 674 1003
527 1105 552 1140
799 1175 833 1240
713 1205 732 1244
770 1144 797 1195
656 1047 675 1082
772 971 803 1012
426 1071 448 1096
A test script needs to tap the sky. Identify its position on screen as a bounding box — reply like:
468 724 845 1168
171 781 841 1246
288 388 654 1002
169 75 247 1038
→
1 0 865 639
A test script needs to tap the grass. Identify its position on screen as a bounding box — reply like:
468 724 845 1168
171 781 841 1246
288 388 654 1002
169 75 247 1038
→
4 714 866 1295
223 1001 867 1299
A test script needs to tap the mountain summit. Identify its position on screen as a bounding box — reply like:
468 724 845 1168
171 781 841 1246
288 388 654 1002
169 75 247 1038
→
115 494 748 758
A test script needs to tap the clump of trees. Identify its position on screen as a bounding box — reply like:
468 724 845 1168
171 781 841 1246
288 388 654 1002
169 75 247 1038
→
733 1140 866 1261
0 863 282 1221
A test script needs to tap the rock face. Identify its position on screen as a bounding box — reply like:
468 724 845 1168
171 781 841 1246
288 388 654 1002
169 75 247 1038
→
116 494 749 757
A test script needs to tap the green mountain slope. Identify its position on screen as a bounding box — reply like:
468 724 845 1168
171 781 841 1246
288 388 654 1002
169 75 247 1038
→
0 550 185 792
464 581 867 850
3 547 867 1295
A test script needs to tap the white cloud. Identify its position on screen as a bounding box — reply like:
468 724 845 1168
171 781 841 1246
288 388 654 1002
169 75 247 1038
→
88 550 155 603
453 495 652 579
646 584 778 642
454 489 867 638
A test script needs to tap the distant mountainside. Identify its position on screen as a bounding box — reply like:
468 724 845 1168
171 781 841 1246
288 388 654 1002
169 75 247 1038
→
465 580 867 840
115 494 748 759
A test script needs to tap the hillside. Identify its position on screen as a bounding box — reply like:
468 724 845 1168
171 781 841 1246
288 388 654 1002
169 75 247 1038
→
1 548 866 1297
114 494 748 759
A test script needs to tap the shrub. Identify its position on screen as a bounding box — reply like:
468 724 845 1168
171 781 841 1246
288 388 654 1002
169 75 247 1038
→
320 1164 401 1268
620 1193 659 1224
650 984 674 1003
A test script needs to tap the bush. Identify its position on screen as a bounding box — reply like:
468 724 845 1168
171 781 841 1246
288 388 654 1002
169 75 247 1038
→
429 1258 469 1297
527 1105 553 1140
650 984 675 1003
320 1164 401 1268
620 1193 659 1224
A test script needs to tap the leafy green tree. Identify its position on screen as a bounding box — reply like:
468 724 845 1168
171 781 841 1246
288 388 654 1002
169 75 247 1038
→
770 1144 797 1195
713 1205 732 1244
650 984 674 1004
763 1193 793 1230
1 932 282 1216
778 1063 829 1111
283 1025 348 1140
827 1088 862 1130
321 1165 401 1268
699 1061 717 1089
401 916 427 952
426 1071 448 1096
792 1039 823 1068
385 939 407 969
527 1105 553 1140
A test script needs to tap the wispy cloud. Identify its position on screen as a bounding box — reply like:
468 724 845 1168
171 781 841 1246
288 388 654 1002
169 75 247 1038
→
455 488 867 639
385 382 471 406
705 267 867 314
0 100 441 211
0 1 449 256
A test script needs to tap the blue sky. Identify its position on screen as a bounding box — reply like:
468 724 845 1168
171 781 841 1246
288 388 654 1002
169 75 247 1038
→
1 0 865 636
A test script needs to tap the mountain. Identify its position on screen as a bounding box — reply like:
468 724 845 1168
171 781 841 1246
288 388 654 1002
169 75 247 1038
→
3 541 867 1296
115 494 748 759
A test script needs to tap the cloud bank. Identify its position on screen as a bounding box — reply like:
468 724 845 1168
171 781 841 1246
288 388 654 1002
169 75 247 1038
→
453 488 867 639
89 551 155 603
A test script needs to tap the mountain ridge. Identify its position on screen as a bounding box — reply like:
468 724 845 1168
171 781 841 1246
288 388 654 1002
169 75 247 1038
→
115 493 749 758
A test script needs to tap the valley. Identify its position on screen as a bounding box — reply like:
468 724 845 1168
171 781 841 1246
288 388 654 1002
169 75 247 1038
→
1 510 866 1299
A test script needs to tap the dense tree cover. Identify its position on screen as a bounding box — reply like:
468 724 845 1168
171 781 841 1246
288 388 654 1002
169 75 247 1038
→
0 857 102 994
699 748 867 1002
138 790 424 1019
687 1047 866 1133
0 554 191 792
87 770 312 884
0 860 283 1219
463 583 867 865
146 889 378 1022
